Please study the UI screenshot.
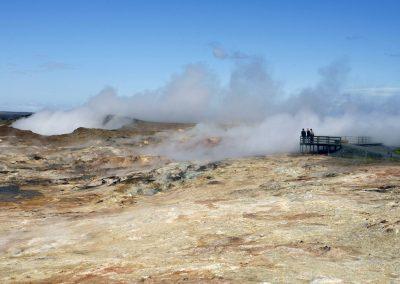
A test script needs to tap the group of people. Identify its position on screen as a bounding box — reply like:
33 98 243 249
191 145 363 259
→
301 128 315 143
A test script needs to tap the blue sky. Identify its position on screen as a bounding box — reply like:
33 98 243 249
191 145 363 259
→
1 0 399 111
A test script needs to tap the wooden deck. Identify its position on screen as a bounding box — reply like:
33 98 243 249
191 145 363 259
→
300 136 342 154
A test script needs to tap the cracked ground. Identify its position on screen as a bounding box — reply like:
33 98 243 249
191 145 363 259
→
0 123 399 283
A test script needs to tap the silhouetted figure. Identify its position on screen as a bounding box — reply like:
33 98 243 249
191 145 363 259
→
301 128 306 143
306 128 311 143
310 128 314 143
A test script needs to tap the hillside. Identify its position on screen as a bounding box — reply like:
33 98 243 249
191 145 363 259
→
0 123 399 283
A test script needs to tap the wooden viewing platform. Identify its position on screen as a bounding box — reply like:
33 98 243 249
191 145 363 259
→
300 135 394 158
300 136 342 154
300 135 381 154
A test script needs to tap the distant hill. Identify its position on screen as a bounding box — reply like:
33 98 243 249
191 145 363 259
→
0 111 33 121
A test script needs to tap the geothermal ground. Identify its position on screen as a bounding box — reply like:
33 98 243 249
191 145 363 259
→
0 121 399 283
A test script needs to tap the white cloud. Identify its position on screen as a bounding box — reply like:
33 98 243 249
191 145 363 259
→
346 87 400 96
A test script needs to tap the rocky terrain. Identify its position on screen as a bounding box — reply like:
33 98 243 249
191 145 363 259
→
0 121 399 283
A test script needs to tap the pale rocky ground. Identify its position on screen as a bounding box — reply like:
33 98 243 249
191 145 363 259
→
0 122 399 283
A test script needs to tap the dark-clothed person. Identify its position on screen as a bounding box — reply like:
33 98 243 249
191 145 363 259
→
301 129 306 143
310 128 314 143
306 129 311 143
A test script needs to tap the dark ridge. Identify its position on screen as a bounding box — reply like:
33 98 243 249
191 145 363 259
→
0 111 33 121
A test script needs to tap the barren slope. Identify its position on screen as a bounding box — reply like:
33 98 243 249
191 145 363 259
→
0 123 399 283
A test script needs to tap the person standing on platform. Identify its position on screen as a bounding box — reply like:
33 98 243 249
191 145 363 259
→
306 128 311 143
310 128 314 143
301 128 306 143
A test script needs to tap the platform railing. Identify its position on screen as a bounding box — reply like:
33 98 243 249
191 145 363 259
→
299 135 342 145
341 136 372 145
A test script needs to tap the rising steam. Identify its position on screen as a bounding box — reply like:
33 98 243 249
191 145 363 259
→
12 51 400 159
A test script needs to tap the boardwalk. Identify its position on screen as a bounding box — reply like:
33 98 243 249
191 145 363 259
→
300 135 390 155
300 136 342 154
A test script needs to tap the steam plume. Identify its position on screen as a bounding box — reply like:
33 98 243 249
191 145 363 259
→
13 54 400 159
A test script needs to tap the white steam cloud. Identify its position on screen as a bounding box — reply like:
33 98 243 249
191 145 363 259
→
12 53 400 160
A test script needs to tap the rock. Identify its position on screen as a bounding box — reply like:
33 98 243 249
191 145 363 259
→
126 186 141 196
142 188 159 196
31 154 44 161
0 164 9 173
85 179 104 188
197 161 222 171
311 276 343 284
320 245 331 252
208 180 223 185
324 172 338 178
101 176 121 186
126 186 159 196
82 175 123 189
53 178 69 185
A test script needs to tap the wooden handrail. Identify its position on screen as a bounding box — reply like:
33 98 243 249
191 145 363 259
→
299 135 341 145
341 136 373 144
